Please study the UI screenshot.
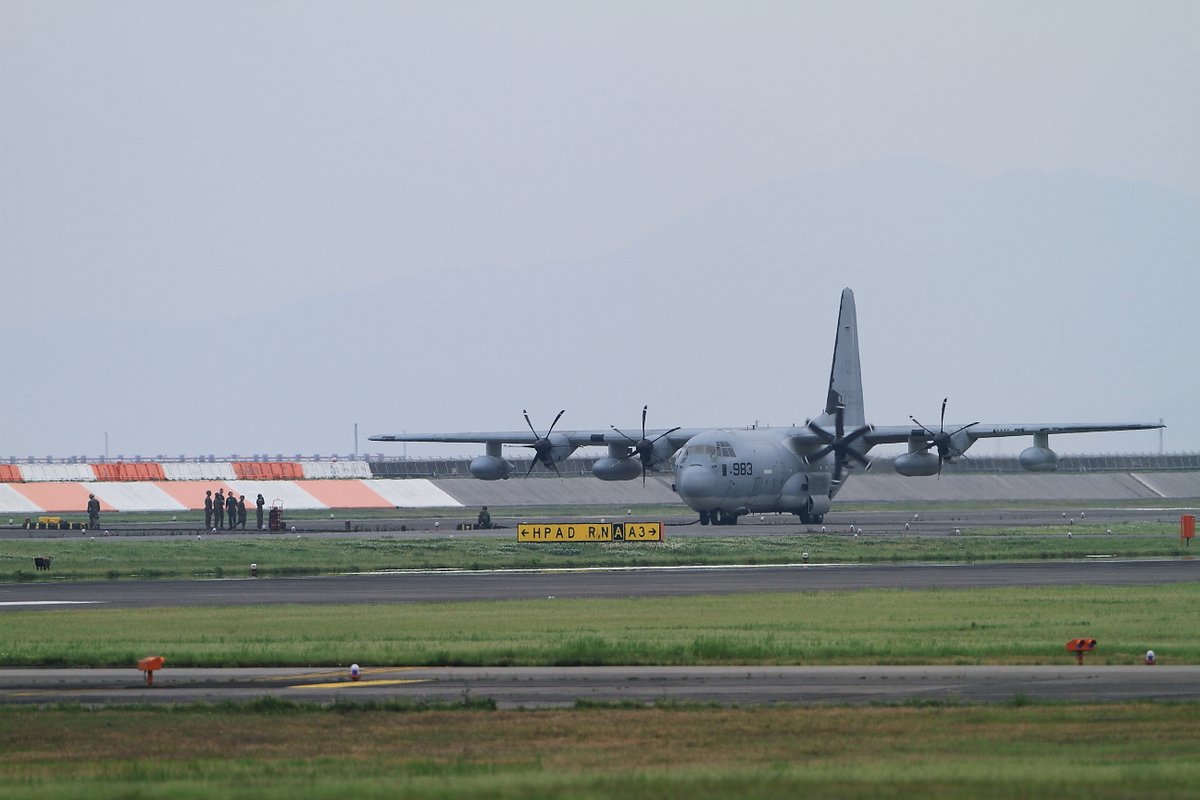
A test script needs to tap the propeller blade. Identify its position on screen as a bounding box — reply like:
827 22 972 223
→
522 410 539 439
808 421 835 443
909 416 936 440
650 426 682 444
611 406 679 475
611 425 636 444
808 444 836 461
520 409 566 478
911 399 979 475
845 448 871 467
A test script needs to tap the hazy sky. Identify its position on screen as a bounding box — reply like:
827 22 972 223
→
2 2 1197 460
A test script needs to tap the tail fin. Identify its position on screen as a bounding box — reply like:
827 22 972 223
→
825 288 866 427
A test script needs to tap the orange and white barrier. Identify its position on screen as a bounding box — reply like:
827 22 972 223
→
0 479 461 514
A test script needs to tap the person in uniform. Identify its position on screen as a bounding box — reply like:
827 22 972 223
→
214 489 225 530
204 490 213 529
477 506 492 529
237 495 247 529
256 494 266 530
86 494 100 529
225 492 238 530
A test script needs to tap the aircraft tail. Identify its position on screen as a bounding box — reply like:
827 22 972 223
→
824 288 866 427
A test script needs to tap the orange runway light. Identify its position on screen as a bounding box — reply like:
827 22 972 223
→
1065 638 1097 665
137 655 166 686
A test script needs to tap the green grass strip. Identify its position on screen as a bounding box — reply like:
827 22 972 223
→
3 583 1196 667
1 704 1199 799
0 523 1189 582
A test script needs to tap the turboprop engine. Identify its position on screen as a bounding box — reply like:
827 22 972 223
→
519 409 576 477
596 405 682 483
901 398 979 477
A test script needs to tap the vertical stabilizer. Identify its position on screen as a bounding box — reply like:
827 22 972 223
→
825 288 866 426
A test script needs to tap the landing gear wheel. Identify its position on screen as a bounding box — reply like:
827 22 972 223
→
699 510 710 526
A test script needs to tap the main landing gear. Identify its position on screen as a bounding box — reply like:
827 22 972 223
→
700 510 739 526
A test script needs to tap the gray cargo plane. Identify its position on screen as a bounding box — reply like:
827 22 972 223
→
371 289 1162 525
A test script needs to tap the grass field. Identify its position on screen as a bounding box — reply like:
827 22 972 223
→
2 702 1199 799
0 523 1190 582
3 583 1196 667
5 509 1197 798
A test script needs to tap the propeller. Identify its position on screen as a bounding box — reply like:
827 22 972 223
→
807 405 872 484
611 405 681 486
909 397 979 478
521 409 565 478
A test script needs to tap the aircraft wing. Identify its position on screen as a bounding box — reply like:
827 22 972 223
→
368 429 706 448
862 422 1163 446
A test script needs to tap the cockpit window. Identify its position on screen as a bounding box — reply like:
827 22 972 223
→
680 442 734 461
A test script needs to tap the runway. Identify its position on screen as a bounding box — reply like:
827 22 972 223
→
2 504 1192 539
4 507 1198 707
2 559 1198 610
2 665 1195 708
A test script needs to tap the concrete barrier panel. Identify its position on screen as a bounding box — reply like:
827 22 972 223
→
154 481 233 511
429 475 679 508
363 479 463 508
835 473 1165 503
20 464 96 482
161 462 238 481
90 482 189 513
301 461 373 479
13 483 107 513
223 480 326 510
294 480 394 509
0 484 43 514
1130 472 1200 498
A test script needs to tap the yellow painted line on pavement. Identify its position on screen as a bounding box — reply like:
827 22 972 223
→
290 679 428 689
254 667 425 683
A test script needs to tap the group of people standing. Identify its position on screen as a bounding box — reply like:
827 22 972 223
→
204 490 266 530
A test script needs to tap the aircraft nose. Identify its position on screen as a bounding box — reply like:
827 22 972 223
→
676 465 717 502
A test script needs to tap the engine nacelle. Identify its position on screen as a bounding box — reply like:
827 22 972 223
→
807 495 831 517
779 473 831 517
1019 446 1058 472
591 456 642 481
894 451 941 477
469 455 512 480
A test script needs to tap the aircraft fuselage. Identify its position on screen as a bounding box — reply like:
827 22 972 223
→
672 428 836 524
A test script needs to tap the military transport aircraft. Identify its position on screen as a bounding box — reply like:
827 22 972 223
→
370 289 1162 525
